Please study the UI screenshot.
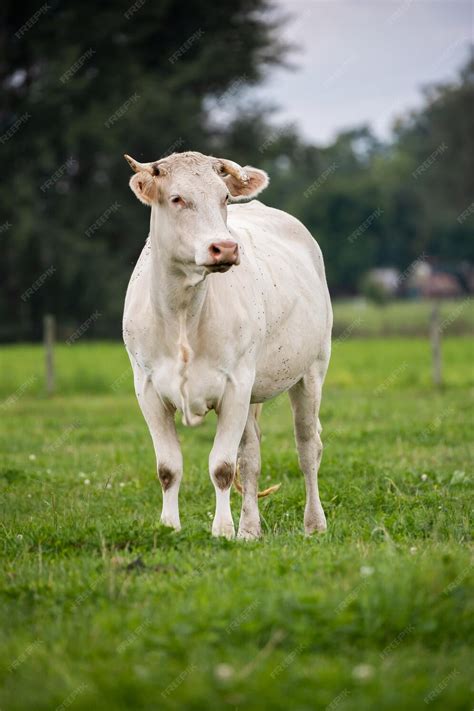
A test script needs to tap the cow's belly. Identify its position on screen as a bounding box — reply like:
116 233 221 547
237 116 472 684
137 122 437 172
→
250 292 328 402
251 340 318 402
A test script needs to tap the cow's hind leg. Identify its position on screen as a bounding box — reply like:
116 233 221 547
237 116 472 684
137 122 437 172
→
237 405 262 540
289 362 327 534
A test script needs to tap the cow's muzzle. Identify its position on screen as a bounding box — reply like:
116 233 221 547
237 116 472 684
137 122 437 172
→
205 240 240 271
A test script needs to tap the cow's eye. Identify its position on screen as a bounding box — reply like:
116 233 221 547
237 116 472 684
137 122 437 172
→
171 195 184 206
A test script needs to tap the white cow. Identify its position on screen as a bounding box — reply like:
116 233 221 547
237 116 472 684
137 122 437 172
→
123 151 332 539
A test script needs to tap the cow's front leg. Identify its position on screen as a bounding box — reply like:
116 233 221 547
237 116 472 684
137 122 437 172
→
134 370 183 531
209 378 252 539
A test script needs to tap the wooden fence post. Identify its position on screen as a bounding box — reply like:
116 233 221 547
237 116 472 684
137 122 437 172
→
43 314 56 395
430 301 442 387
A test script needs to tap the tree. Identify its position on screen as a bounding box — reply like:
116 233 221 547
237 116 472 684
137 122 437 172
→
0 0 288 339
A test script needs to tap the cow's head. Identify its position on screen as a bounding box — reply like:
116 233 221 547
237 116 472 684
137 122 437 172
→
124 151 269 274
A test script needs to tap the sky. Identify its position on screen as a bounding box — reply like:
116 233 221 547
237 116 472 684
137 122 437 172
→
252 0 473 145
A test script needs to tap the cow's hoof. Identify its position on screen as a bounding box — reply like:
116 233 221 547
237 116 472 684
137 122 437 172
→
304 520 327 535
237 524 261 540
212 520 235 539
160 515 181 532
304 505 326 535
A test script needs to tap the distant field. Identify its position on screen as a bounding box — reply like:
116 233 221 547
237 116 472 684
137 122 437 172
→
332 298 473 337
0 338 473 710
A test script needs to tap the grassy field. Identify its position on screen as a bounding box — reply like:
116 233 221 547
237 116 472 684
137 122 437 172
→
332 298 474 337
1 337 473 710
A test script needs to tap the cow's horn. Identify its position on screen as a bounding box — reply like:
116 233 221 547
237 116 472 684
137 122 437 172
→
218 159 249 184
124 154 157 175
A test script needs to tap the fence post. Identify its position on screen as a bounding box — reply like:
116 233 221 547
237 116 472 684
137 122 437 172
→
43 314 56 395
430 301 442 387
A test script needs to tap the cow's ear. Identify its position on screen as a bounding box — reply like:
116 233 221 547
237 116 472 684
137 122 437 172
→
129 171 159 206
217 159 269 202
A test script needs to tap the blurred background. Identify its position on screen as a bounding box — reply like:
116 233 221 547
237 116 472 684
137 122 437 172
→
1 0 473 344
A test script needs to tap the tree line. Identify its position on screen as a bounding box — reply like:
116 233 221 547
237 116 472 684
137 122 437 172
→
1 0 472 340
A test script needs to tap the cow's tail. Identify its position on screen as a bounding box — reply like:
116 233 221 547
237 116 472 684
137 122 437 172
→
233 462 281 499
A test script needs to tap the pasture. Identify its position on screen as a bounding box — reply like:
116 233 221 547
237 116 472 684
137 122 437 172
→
1 334 473 710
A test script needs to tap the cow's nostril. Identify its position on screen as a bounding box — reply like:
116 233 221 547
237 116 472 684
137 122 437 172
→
208 240 239 266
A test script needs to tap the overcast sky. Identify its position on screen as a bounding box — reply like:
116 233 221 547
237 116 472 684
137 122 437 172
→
253 0 473 145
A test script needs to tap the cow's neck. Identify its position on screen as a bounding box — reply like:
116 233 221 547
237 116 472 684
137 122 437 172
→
148 208 210 425
148 208 208 324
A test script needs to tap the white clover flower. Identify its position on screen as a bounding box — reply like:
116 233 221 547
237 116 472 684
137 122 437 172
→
214 663 234 681
352 664 374 680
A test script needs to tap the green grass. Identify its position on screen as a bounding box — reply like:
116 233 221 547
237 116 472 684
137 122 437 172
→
1 338 473 710
332 297 474 337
